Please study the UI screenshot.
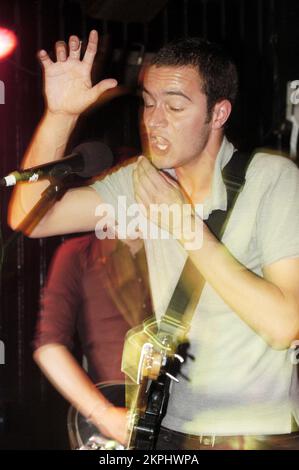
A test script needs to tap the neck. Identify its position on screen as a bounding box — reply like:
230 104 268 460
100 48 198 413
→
176 134 224 204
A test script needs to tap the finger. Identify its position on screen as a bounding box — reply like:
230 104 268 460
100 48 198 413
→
139 156 160 180
137 157 162 191
38 49 53 69
133 168 152 207
133 168 145 203
55 40 67 62
136 166 159 197
68 35 81 60
89 78 118 103
135 194 148 217
159 170 179 188
133 167 140 196
82 29 98 67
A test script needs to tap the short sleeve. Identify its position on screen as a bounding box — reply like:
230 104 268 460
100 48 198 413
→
256 155 299 267
90 160 137 219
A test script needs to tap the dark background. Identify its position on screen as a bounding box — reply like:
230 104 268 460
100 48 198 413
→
0 0 298 449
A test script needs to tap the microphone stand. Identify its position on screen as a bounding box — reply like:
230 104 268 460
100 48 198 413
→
3 174 70 252
0 176 69 326
0 176 69 431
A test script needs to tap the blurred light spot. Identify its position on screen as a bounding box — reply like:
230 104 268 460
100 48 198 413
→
0 28 17 60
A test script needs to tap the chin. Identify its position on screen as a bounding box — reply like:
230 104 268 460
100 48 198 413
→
150 154 173 170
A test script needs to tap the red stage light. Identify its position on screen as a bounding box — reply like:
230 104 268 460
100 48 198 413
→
0 28 17 60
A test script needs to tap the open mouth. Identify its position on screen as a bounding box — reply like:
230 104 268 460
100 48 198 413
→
150 135 170 152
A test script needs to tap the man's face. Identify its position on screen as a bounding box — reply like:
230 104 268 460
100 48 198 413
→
141 65 212 170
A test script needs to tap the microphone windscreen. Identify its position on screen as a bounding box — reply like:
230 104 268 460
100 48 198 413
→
74 141 114 177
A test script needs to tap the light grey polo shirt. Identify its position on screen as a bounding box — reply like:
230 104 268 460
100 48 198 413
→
91 137 299 435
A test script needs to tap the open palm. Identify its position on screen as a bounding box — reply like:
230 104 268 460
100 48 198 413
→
39 30 117 116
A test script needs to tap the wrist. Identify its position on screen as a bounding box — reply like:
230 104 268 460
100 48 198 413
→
44 108 79 127
178 213 204 251
87 401 113 426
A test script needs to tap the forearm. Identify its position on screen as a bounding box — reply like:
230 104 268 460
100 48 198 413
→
181 216 299 349
33 343 112 422
8 111 78 229
22 110 78 168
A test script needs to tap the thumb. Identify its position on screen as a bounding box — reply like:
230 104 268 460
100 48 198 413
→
89 78 118 102
160 170 178 187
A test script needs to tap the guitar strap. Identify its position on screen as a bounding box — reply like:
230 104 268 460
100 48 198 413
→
159 149 254 339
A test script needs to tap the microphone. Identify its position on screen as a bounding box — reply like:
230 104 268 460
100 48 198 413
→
0 141 113 187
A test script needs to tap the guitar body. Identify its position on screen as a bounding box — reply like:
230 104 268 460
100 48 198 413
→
67 378 169 450
128 373 171 450
127 342 188 449
67 332 188 450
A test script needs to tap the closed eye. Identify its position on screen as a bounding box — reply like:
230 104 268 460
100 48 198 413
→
169 107 184 112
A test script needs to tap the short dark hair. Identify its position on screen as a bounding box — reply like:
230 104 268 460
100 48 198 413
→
150 37 238 117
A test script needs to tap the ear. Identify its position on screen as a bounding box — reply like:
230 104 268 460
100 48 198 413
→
211 99 232 129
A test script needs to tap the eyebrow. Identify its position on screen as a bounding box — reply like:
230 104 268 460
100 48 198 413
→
141 86 192 102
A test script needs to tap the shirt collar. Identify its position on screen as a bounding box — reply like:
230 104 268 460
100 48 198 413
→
202 136 235 219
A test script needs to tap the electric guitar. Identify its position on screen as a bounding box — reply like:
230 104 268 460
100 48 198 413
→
68 320 188 450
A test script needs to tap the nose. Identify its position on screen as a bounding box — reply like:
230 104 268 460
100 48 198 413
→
145 104 168 128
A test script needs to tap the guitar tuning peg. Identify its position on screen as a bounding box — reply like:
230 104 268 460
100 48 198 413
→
186 353 195 361
165 372 179 383
174 353 184 363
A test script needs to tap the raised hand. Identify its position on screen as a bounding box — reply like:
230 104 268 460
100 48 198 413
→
133 157 203 250
38 30 117 116
133 156 187 233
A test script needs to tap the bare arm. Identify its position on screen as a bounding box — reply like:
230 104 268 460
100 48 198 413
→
34 344 128 445
184 223 299 350
8 30 117 237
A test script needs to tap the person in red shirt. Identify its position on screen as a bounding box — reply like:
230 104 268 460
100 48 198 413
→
33 234 151 444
